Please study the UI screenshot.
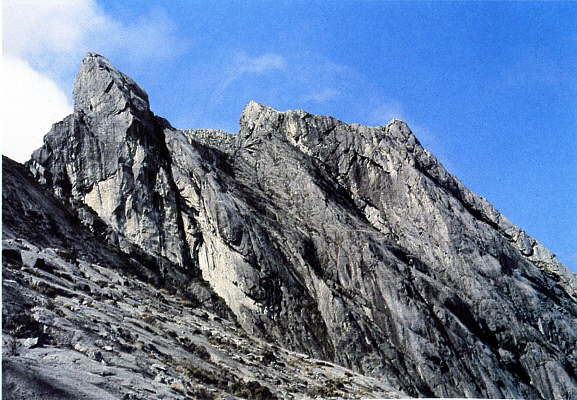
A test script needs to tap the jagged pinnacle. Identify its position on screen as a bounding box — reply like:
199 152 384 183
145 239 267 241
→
73 52 150 117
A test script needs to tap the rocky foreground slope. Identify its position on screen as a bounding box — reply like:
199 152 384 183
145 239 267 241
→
3 156 400 400
4 53 577 399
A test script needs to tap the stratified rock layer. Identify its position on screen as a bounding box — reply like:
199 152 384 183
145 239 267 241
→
22 53 577 398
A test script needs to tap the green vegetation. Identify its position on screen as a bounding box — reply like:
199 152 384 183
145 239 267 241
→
305 378 346 398
176 359 277 400
178 336 211 361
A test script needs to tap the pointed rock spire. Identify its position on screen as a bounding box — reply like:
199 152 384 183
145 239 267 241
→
73 53 150 118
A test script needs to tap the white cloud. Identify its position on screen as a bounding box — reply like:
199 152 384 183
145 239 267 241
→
2 55 73 162
2 0 187 162
371 101 405 125
302 88 341 104
89 7 188 63
234 52 286 74
3 0 97 57
3 0 187 65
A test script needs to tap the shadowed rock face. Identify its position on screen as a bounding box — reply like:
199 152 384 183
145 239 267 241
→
16 53 577 398
28 53 185 267
4 157 398 400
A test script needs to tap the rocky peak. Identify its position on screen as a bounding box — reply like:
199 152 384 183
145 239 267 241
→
15 54 577 399
73 52 150 118
385 118 416 144
28 53 184 265
237 100 285 142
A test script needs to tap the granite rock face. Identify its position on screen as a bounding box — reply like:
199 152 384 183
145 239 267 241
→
29 53 186 267
14 53 577 398
4 156 400 400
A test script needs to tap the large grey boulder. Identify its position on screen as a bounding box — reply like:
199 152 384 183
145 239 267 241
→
24 53 577 398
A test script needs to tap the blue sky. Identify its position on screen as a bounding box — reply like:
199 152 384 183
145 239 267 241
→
3 1 576 271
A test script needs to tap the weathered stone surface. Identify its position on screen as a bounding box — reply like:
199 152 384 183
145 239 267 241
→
11 53 577 398
27 53 185 266
4 156 401 400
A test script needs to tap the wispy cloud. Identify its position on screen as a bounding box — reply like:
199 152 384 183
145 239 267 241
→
301 88 341 104
295 57 360 104
370 101 405 125
209 51 287 107
234 52 286 74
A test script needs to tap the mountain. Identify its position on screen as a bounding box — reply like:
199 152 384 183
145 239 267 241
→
4 52 577 399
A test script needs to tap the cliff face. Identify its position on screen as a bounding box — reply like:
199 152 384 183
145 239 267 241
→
18 53 577 398
28 54 185 266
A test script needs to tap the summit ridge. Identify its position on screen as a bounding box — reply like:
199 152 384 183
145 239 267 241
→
4 53 577 399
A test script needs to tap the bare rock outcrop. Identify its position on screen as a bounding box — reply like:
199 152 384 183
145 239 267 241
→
28 53 186 267
12 53 577 398
4 156 399 400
